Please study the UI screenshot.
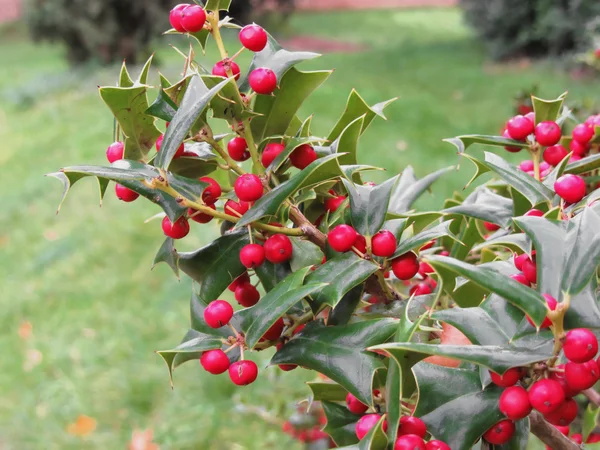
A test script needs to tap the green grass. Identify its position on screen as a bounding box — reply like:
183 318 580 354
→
0 8 595 449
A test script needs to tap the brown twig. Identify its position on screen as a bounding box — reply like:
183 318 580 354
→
529 411 580 450
584 388 600 407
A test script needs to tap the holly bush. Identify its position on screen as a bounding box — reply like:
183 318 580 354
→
49 1 600 449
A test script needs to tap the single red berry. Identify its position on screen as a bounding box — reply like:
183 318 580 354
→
235 282 260 307
543 144 568 166
572 123 594 143
570 139 589 156
249 68 277 95
425 276 438 290
278 364 297 372
506 115 534 140
543 398 578 426
188 204 215 224
200 349 230 374
513 253 529 271
228 137 250 162
180 4 206 32
522 256 537 285
239 24 268 52
229 360 258 385
391 252 419 280
418 261 434 277
239 244 265 269
115 184 139 202
234 174 263 202
510 273 531 287
324 194 347 212
398 416 427 438
571 433 583 444
524 209 544 217
198 176 221 205
353 234 367 254
569 154 582 163
499 386 532 420
425 440 451 450
563 328 598 363
228 273 250 292
535 121 562 147
554 174 587 204
212 60 241 80
290 144 317 169
162 216 190 239
439 250 450 256
355 414 385 440
225 199 251 217
261 142 285 167
203 300 234 328
483 420 515 445
169 3 189 32
328 225 358 253
554 425 570 436
420 239 435 251
106 141 124 163
156 134 185 158
527 293 557 328
589 433 600 443
565 359 600 391
503 129 522 153
260 317 285 341
484 221 500 232
345 393 368 415
490 367 523 387
528 379 565 414
371 230 397 257
394 434 425 450
410 282 432 296
519 160 534 172
264 234 293 263
549 363 581 397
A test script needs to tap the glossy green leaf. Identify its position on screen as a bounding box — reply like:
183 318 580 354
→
450 218 483 261
393 221 457 258
153 237 180 277
156 75 232 169
271 319 398 405
531 93 566 124
444 134 529 153
290 237 323 272
341 175 399 236
167 154 218 178
305 252 379 313
443 187 514 228
330 116 364 179
254 260 292 292
164 74 193 105
432 307 513 346
236 153 344 227
471 232 530 254
388 166 454 214
146 88 178 122
329 285 365 326
268 136 324 173
202 74 247 122
565 153 600 175
322 401 361 447
307 382 348 404
542 152 571 189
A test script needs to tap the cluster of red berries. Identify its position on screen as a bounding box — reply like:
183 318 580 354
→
239 233 294 269
483 329 599 445
345 392 449 450
281 407 333 447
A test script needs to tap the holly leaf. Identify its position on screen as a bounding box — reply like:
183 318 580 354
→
531 93 566 124
329 285 365 326
388 166 454 214
270 319 398 405
392 221 457 258
268 136 325 173
443 187 514 228
322 401 361 447
254 260 293 292
358 415 388 450
307 382 348 404
565 153 600 175
443 135 529 154
471 232 531 254
330 117 365 182
146 88 178 122
153 237 180 277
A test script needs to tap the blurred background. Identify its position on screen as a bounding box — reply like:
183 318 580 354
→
0 0 599 449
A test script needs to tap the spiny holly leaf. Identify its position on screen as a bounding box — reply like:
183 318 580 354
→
565 153 600 175
412 363 505 450
450 217 483 262
425 255 548 326
178 230 250 302
270 319 398 405
164 74 193 105
392 221 458 258
388 166 454 215
155 74 232 169
153 237 180 277
330 117 364 182
443 187 514 228
238 268 325 348
167 153 218 178
119 60 134 87
201 74 248 123
305 252 379 313
254 260 292 292
146 88 178 122
289 237 323 272
322 401 361 447
268 137 325 173
443 134 529 154
251 68 332 142
472 232 531 254
307 381 348 404
329 285 364 326
236 153 344 227
341 175 399 236
531 93 566 124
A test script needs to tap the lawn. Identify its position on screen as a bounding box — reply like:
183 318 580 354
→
0 7 596 449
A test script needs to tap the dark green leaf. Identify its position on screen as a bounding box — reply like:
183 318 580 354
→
443 187 514 228
146 88 178 122
444 135 529 153
202 74 247 122
153 237 180 277
388 166 454 214
471 232 530 254
329 285 365 326
307 382 348 403
254 260 292 292
393 221 457 258
290 237 323 272
432 307 512 346
322 401 361 447
330 117 364 180
565 153 600 175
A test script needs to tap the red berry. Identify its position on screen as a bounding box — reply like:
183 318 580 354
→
180 5 206 33
203 300 233 328
527 293 557 328
554 174 587 204
398 416 427 438
490 367 523 387
115 184 139 202
535 121 562 147
510 273 531 287
249 68 277 95
371 231 397 257
345 393 368 415
528 379 565 414
513 253 529 271
418 262 434 277
569 154 582 163
239 24 268 52
499 386 532 420
483 420 515 445
228 273 250 292
522 256 537 285
554 425 570 436
506 115 534 140
570 433 583 444
524 209 544 217
549 364 581 397
234 174 263 202
563 328 598 363
410 282 432 296
228 137 250 162
235 282 260 307
106 141 124 163
425 440 451 450
391 252 419 280
484 221 500 231
225 199 251 217
188 204 215 224
261 142 285 167
239 244 265 269
565 359 600 391
572 123 594 143
169 3 189 32
543 144 568 166
212 60 241 80
156 135 184 158
278 364 297 372
503 129 522 153
200 349 230 374
519 160 534 172
570 139 590 157
198 176 221 205
264 234 293 264
328 225 358 253
229 360 258 385
353 234 367 253
261 317 285 341
588 433 600 443
162 216 190 239
355 414 385 440
420 239 435 251
543 398 578 426
290 144 317 169
324 194 347 212
394 435 425 450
